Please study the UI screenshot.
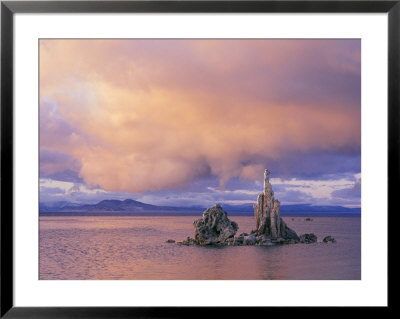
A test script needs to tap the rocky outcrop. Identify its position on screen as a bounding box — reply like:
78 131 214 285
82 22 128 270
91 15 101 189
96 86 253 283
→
229 233 257 246
227 233 275 246
192 204 238 245
322 236 336 243
175 169 338 247
299 233 318 244
253 169 300 242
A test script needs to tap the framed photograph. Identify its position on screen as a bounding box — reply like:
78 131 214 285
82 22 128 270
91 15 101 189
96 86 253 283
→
1 0 396 317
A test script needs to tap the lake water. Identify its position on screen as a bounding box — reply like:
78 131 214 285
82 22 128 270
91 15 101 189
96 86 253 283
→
39 215 361 280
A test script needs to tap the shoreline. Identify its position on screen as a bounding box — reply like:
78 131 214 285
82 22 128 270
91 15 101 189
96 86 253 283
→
39 212 361 217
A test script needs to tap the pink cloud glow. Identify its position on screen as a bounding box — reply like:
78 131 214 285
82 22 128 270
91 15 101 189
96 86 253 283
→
40 39 360 193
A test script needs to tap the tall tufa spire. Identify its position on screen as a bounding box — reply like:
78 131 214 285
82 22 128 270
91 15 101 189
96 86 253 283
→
254 169 299 242
263 169 270 188
263 169 273 198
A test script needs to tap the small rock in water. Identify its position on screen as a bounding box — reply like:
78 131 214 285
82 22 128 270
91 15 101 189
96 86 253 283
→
233 237 244 246
178 237 197 246
322 236 336 243
299 233 318 244
231 232 246 246
243 234 256 245
257 238 274 246
166 239 175 243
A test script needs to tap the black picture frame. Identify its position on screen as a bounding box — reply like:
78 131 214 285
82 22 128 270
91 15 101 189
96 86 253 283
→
1 0 396 317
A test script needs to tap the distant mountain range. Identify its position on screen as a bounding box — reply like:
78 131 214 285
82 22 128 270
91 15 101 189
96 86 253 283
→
39 199 361 216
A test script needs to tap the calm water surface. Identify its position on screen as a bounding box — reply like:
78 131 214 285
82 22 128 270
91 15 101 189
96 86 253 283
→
39 216 361 280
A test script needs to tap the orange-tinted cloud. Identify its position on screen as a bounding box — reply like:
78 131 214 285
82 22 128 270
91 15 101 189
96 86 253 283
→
40 39 360 193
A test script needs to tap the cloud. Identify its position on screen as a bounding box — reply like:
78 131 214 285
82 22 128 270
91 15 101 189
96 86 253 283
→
39 174 361 207
40 39 361 194
39 178 110 203
271 173 361 206
331 176 361 206
40 186 65 195
40 148 82 182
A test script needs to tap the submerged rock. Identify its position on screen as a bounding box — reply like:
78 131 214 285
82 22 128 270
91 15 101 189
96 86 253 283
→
322 236 336 243
299 233 318 244
193 204 238 245
256 235 274 246
253 169 300 242
177 237 198 246
243 234 257 245
233 236 244 246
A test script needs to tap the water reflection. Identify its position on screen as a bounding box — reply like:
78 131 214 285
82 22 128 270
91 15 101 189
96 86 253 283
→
40 216 361 280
